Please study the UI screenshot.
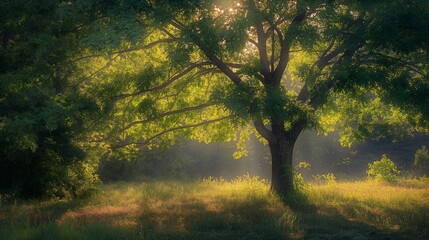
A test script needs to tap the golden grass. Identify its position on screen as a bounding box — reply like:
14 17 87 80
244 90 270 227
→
0 176 428 239
305 180 429 233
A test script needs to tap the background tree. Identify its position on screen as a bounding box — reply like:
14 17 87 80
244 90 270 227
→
413 145 429 177
0 0 102 198
367 154 400 184
78 0 429 195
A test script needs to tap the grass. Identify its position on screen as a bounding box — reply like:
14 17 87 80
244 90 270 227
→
301 179 429 239
0 175 428 240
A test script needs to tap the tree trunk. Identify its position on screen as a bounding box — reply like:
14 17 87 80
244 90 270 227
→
269 120 301 195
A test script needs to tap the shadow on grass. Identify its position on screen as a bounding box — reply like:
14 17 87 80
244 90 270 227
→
0 197 92 226
0 195 289 240
281 190 426 240
133 194 292 239
1 183 428 240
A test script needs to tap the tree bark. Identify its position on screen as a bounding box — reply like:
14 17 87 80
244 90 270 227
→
268 120 302 195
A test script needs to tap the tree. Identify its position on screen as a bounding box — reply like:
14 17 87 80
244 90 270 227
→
367 154 400 184
0 0 102 198
77 0 429 195
413 145 429 176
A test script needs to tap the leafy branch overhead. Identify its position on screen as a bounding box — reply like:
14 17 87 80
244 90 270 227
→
77 0 429 149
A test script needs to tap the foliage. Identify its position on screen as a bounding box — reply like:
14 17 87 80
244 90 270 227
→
0 0 102 198
413 145 429 177
367 155 400 184
293 161 311 190
314 173 337 186
320 92 415 147
63 159 101 199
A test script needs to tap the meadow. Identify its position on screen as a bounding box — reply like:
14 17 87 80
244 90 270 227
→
0 176 428 240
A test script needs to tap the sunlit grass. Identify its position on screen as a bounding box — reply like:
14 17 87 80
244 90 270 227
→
304 180 429 236
0 176 428 239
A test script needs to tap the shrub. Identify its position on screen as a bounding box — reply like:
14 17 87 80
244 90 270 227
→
293 162 311 190
413 145 429 177
314 173 337 186
367 154 400 184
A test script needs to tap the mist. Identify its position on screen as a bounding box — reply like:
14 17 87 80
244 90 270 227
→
99 131 429 183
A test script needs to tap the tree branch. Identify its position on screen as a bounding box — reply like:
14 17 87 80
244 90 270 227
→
114 62 212 100
69 54 120 88
248 0 271 79
207 54 242 84
158 26 179 39
183 24 243 85
117 102 219 132
271 29 275 72
256 23 271 78
73 38 177 61
315 47 344 69
319 38 336 61
226 62 245 69
112 115 233 148
297 42 349 103
372 53 426 76
307 45 362 108
247 38 259 48
273 11 307 86
253 120 277 143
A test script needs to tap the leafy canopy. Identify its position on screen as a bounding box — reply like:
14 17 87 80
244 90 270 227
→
75 0 429 153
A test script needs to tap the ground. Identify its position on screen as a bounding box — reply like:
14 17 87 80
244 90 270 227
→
0 176 428 239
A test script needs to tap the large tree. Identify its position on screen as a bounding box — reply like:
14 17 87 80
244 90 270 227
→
80 0 429 195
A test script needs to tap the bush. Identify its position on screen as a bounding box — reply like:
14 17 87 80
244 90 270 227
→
293 162 311 190
314 173 337 186
63 160 101 198
367 154 400 184
413 145 429 177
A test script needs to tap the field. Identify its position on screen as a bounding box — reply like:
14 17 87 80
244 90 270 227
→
0 176 428 240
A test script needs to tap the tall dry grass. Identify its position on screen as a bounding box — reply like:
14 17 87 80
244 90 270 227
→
0 175 428 239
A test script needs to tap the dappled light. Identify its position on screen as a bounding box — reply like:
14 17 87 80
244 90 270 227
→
1 177 428 239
